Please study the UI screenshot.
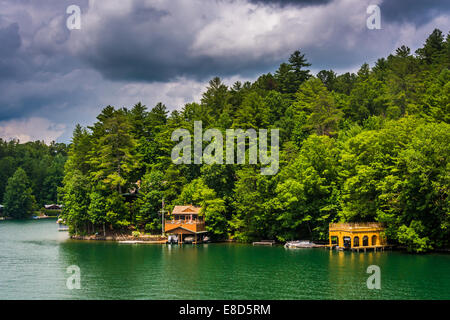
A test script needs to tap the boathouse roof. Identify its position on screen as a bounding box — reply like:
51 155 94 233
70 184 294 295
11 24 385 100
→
172 205 201 215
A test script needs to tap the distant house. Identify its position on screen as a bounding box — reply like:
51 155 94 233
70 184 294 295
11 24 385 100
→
122 180 141 202
44 204 63 210
165 205 207 243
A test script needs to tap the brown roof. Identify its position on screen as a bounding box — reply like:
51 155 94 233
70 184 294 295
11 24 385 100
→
172 205 201 215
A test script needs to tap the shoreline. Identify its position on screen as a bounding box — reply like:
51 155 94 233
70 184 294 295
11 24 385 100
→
70 234 168 243
68 235 450 254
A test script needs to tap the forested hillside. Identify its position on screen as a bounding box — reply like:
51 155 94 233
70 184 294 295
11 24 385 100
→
0 140 67 217
60 29 449 252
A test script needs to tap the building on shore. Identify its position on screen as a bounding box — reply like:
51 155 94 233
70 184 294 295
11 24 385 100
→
164 205 207 244
44 204 63 210
329 222 387 251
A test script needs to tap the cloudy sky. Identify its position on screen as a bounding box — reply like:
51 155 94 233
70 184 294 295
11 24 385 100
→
0 0 449 143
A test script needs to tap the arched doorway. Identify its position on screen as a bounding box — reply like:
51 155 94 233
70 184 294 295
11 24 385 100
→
353 236 359 247
372 235 377 246
331 236 339 246
363 236 369 246
343 236 351 248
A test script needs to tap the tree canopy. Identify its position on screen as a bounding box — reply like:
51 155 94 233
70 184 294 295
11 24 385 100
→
53 29 450 252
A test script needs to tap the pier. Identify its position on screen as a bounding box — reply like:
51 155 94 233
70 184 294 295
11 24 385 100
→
253 240 275 246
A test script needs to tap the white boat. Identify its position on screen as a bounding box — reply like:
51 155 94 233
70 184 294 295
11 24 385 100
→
284 240 321 248
183 236 194 244
167 235 178 244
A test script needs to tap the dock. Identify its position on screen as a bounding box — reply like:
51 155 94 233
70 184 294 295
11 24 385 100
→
350 245 390 252
327 244 391 252
119 240 167 244
253 240 275 246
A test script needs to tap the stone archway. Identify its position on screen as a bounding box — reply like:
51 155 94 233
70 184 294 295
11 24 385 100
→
343 236 351 248
363 236 369 246
331 236 339 245
353 236 359 247
372 235 377 246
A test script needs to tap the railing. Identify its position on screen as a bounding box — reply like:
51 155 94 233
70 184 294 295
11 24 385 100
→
165 221 206 232
329 222 384 230
166 220 204 225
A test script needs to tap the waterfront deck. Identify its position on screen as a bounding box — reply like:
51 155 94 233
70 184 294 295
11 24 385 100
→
327 244 391 252
253 240 275 246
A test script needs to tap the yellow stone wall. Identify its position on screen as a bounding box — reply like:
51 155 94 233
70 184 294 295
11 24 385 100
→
329 223 386 248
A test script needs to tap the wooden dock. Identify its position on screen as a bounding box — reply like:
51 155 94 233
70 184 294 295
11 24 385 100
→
350 245 390 252
253 240 275 246
326 244 391 252
119 240 167 244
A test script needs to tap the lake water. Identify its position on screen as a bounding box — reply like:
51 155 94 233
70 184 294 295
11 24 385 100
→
0 219 449 300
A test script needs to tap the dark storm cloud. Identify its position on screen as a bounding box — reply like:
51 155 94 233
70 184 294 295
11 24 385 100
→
72 1 280 82
0 22 21 56
249 0 331 7
0 0 449 143
380 0 450 26
71 0 450 83
0 22 23 80
251 0 450 27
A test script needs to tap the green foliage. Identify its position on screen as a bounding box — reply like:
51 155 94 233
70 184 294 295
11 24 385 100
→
135 169 164 233
275 50 311 95
291 78 343 136
0 139 67 207
398 222 432 253
132 230 141 238
3 167 36 219
55 30 449 253
275 135 340 241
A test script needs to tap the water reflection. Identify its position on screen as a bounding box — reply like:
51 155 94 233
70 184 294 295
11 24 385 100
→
1 220 449 300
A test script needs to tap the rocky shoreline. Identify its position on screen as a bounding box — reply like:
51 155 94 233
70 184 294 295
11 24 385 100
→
70 234 167 243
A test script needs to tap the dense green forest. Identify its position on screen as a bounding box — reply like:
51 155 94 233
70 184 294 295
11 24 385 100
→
56 29 449 252
0 140 67 218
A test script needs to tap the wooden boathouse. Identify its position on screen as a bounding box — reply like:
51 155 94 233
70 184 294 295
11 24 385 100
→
329 222 387 252
164 205 207 244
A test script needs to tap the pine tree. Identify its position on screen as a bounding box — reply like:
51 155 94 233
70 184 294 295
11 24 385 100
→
275 51 311 95
3 167 36 219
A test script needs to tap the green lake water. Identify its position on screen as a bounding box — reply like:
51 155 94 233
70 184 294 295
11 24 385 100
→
0 219 449 300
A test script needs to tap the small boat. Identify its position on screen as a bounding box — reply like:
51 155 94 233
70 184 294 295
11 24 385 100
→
202 236 210 243
183 236 194 244
284 240 322 248
167 235 178 244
